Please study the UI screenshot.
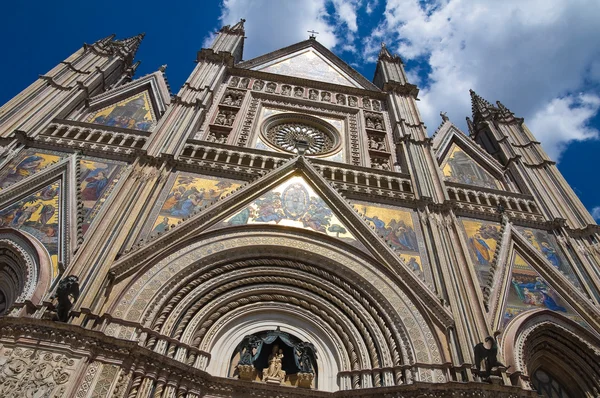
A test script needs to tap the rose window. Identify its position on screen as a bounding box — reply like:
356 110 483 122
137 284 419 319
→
261 114 340 156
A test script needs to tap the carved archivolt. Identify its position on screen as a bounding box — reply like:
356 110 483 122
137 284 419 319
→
502 310 600 394
111 229 443 386
0 230 49 313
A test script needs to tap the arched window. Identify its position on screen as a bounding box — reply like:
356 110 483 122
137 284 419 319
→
531 368 573 398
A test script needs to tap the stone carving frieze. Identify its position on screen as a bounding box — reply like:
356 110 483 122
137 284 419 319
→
0 346 77 397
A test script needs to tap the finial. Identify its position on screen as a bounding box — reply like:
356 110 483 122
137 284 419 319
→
440 111 449 122
308 30 319 40
159 64 167 72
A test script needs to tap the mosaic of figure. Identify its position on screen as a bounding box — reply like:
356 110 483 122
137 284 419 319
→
265 82 277 93
229 76 240 87
515 226 582 288
360 204 426 274
502 255 583 327
308 89 318 100
80 159 125 235
362 97 371 110
336 94 346 105
0 151 62 189
461 219 501 287
348 96 357 107
0 182 61 278
252 80 265 91
86 92 155 131
441 144 502 189
153 174 241 232
225 177 354 241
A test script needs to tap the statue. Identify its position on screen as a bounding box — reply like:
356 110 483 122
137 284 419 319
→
295 342 317 374
237 335 262 366
473 336 506 380
52 275 80 322
263 345 286 383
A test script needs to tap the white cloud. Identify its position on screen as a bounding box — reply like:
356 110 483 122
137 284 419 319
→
374 0 600 160
592 207 600 221
528 94 600 160
214 0 341 60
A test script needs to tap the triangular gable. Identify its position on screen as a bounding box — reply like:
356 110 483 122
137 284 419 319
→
238 40 380 91
110 156 453 327
486 225 600 333
80 71 171 132
500 253 584 329
434 122 506 190
0 155 79 282
84 91 157 132
441 143 503 189
222 175 355 242
0 150 64 190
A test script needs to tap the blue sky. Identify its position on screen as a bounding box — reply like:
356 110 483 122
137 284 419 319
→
1 0 599 220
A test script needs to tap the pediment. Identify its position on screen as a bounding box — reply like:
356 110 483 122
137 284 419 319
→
111 156 453 327
485 223 600 333
239 41 379 91
434 123 505 190
78 71 171 132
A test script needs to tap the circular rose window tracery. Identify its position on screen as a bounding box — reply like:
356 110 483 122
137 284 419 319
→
261 114 340 157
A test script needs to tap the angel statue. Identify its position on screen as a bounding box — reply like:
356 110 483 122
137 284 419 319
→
52 275 80 322
295 341 317 374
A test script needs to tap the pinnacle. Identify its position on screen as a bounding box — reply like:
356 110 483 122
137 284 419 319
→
113 33 145 61
221 18 246 35
378 42 393 60
469 89 494 121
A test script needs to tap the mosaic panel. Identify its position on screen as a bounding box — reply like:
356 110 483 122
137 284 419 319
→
502 254 583 328
256 49 360 88
461 218 502 288
225 176 355 242
515 226 582 289
85 91 155 131
152 173 242 232
441 144 502 189
0 181 62 279
80 158 126 235
356 202 430 277
0 150 63 189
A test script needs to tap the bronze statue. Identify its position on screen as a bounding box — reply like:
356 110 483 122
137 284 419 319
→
474 336 505 380
295 341 317 374
52 275 80 322
237 335 262 366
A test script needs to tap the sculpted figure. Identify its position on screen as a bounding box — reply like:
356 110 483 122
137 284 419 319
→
266 82 277 93
474 336 506 380
294 87 304 97
309 90 318 100
336 94 346 105
281 85 291 96
348 96 357 106
263 345 286 381
321 91 331 102
52 275 80 322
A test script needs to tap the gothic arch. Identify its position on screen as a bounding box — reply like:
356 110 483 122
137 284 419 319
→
110 228 445 389
0 228 52 314
501 309 600 397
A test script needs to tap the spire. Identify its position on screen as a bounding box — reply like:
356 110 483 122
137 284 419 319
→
221 18 245 35
496 100 516 122
469 89 495 122
466 117 476 138
95 34 116 46
378 42 402 63
113 33 145 60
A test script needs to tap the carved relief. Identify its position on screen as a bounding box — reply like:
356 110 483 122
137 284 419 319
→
362 97 372 110
229 76 240 87
368 135 387 152
294 87 304 97
265 82 277 93
281 85 292 96
308 89 318 101
214 109 237 126
371 157 391 171
221 89 244 107
252 80 265 91
321 92 331 102
372 100 381 111
0 347 77 397
348 96 358 107
336 94 346 105
365 112 384 131
239 78 250 89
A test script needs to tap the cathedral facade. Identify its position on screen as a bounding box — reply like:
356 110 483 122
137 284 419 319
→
0 20 599 398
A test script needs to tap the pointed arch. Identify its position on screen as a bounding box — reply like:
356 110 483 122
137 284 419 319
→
501 310 600 396
0 228 53 314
